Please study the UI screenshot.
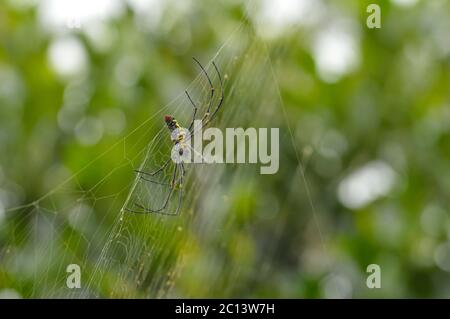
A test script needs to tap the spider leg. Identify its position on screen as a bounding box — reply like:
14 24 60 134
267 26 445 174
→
129 162 182 215
124 205 181 216
172 163 185 216
185 90 197 133
192 57 215 117
139 162 178 212
205 61 224 124
139 176 172 186
134 158 171 179
189 60 224 134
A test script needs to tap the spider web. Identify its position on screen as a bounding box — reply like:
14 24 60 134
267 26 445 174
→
0 6 324 298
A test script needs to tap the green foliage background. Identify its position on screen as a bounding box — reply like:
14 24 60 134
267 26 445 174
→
0 0 449 298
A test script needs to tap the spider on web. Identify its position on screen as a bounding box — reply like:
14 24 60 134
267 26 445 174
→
124 58 224 216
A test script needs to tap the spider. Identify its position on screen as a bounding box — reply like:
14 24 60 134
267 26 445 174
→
124 58 224 216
